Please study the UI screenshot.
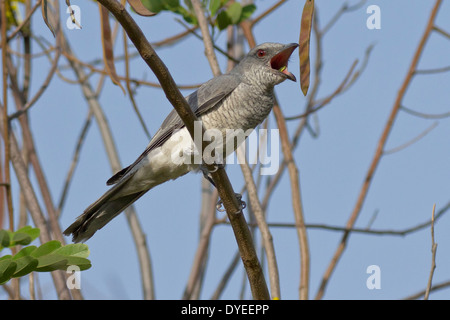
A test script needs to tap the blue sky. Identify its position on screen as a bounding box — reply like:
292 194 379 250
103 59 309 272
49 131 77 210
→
3 0 450 299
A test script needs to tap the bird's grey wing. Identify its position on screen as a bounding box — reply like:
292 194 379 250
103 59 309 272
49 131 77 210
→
106 74 241 185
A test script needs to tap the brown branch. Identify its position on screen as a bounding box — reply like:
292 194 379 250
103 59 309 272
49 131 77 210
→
315 0 443 300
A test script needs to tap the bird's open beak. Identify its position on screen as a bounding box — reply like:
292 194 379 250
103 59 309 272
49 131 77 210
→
270 43 298 81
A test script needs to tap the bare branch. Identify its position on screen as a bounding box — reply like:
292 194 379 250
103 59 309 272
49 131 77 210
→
383 121 438 155
424 204 437 300
401 105 450 119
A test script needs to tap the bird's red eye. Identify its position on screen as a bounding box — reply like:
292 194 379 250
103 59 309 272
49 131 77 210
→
257 49 266 58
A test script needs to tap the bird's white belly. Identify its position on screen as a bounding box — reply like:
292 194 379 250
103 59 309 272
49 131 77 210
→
120 128 199 195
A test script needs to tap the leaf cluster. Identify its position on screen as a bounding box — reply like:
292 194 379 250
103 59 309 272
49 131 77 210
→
141 0 256 30
0 226 91 284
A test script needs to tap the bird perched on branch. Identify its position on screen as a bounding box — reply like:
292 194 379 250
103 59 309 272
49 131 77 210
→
64 42 298 242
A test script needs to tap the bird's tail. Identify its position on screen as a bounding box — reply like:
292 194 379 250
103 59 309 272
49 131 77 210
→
63 179 147 243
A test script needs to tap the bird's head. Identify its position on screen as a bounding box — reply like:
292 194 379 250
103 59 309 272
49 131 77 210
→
234 42 299 87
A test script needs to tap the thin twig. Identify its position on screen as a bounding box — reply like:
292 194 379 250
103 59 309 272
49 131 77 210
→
321 0 367 35
285 59 358 120
175 18 239 64
272 102 310 300
211 251 240 300
183 189 218 299
404 279 450 300
414 65 450 75
401 105 450 119
424 204 437 300
57 110 93 216
123 30 152 139
251 0 287 27
383 121 438 155
239 151 281 299
433 25 450 39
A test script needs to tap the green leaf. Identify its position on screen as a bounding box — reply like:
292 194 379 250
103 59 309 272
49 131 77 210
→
239 4 256 22
140 0 165 13
0 258 17 284
35 254 68 272
165 0 180 9
12 232 32 246
0 254 12 261
209 0 221 16
216 10 231 30
226 2 242 24
172 5 197 25
0 230 10 249
15 226 40 242
0 231 91 284
54 243 90 259
183 0 193 10
64 256 92 271
12 255 38 278
31 240 62 257
13 245 37 259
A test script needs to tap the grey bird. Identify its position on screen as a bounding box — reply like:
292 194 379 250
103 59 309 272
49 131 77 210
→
64 42 298 242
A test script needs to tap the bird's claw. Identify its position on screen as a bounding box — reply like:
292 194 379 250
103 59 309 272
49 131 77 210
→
208 162 225 173
200 163 226 188
216 193 246 213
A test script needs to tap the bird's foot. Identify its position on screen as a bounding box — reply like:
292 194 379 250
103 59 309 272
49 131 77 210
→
200 163 225 188
216 193 246 214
